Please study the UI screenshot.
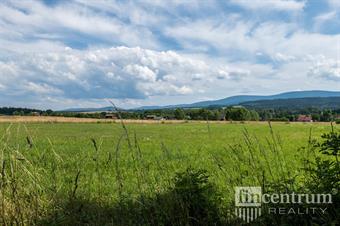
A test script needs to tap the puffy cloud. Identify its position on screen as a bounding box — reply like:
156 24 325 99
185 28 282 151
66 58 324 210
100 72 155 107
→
124 64 157 82
0 0 338 109
217 67 250 80
0 46 246 107
308 56 340 81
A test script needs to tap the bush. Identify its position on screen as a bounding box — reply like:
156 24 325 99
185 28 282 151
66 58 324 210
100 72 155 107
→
304 129 340 224
169 167 223 225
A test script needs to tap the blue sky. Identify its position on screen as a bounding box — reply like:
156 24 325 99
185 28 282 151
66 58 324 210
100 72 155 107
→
0 0 339 110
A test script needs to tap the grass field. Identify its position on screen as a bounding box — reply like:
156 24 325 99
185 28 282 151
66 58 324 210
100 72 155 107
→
0 120 337 225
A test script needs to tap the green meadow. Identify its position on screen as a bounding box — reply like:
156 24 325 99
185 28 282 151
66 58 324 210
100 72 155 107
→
0 121 337 225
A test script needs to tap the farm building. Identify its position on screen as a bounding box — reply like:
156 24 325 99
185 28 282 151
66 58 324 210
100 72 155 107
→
105 113 118 119
146 115 156 120
297 115 313 122
31 112 41 116
146 115 164 120
218 113 226 121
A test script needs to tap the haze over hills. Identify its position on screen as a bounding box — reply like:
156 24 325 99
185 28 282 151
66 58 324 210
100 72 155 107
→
61 106 117 112
241 96 340 110
135 90 340 110
62 90 340 112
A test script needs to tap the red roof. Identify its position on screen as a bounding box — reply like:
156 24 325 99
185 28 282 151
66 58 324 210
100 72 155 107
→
297 115 312 122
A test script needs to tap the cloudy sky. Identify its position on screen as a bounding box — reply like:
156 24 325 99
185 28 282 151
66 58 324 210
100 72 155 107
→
0 0 339 110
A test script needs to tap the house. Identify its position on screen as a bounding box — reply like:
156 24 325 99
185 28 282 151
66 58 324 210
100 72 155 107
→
105 113 118 119
146 115 164 120
146 115 156 120
31 112 40 116
297 115 313 122
218 112 226 121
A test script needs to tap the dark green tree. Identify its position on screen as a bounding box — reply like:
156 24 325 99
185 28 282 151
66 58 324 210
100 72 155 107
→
174 108 185 120
225 107 251 121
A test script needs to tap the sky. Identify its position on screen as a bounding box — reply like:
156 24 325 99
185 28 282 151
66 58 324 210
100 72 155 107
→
0 0 340 110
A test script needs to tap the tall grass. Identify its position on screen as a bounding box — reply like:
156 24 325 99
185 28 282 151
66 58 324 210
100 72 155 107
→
0 121 338 225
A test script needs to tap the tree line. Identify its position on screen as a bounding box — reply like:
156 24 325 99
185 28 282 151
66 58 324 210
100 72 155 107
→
1 106 340 122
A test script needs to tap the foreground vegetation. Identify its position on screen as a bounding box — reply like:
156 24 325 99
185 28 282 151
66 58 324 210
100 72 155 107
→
0 122 338 225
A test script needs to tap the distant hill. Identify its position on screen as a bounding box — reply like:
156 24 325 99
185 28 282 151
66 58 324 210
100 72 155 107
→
61 90 340 112
61 106 116 112
133 90 340 110
240 96 340 110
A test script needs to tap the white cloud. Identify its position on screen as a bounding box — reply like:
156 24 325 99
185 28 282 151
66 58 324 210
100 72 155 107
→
327 0 340 9
0 46 246 107
315 11 337 23
25 82 63 95
272 53 297 62
314 11 338 31
217 67 250 80
308 56 340 80
124 64 157 82
0 0 159 51
164 18 258 54
230 0 305 11
175 85 192 94
165 19 303 57
166 17 340 63
0 0 339 109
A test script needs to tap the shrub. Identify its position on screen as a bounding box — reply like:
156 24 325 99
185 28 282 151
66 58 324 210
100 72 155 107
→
169 167 223 225
304 129 340 224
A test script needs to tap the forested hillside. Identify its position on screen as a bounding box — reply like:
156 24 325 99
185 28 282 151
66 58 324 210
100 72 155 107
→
241 97 340 110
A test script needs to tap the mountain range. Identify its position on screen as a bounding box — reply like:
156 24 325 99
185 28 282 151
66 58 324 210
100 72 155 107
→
62 90 340 112
241 96 340 110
